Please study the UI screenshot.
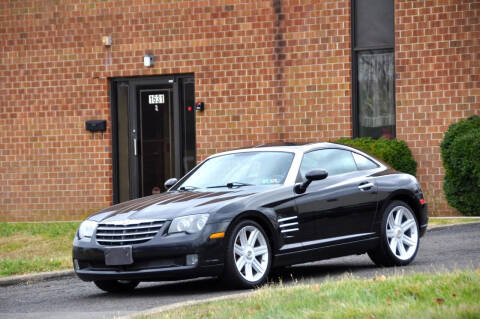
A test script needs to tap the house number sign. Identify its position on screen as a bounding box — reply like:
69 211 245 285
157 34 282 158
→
148 94 165 104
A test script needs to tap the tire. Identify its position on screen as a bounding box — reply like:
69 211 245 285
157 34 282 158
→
368 200 420 267
93 280 140 293
223 220 272 289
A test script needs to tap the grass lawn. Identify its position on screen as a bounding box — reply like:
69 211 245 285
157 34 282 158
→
428 218 480 227
0 222 80 277
146 271 480 319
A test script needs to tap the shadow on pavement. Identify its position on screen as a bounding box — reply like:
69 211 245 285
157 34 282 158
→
85 259 378 299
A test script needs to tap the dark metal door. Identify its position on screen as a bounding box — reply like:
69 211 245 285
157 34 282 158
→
293 148 378 248
137 87 173 197
294 172 378 248
111 75 196 203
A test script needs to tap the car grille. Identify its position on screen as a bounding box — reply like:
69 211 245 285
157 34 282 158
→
95 220 166 246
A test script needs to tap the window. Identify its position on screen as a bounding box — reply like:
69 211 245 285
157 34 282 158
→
352 152 379 170
300 149 357 179
357 51 395 138
352 0 395 139
177 152 295 189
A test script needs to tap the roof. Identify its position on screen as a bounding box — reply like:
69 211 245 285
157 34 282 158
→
208 142 356 158
204 142 386 168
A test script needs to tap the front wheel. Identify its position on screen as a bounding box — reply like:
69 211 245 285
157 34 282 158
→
368 200 420 267
223 220 271 288
93 280 139 293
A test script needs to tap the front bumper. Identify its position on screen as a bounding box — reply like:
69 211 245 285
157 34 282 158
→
73 222 228 282
74 264 224 282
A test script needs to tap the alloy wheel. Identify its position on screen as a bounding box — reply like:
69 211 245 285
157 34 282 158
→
386 206 418 260
233 225 269 282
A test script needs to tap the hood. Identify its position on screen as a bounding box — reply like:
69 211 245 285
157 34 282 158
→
87 186 269 223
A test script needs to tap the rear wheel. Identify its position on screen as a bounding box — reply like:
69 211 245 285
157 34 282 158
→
368 200 419 267
223 220 271 288
93 280 139 293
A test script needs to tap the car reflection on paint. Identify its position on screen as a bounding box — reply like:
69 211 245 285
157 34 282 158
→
73 142 428 292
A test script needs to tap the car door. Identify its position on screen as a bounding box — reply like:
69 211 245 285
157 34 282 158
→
294 148 378 248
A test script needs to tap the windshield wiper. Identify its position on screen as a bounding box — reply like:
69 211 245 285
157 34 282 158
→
178 185 200 191
207 182 254 189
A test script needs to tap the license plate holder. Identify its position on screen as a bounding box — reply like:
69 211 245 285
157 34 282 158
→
104 246 133 266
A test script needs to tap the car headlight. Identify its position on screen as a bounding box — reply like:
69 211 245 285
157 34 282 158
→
168 214 209 234
78 220 98 239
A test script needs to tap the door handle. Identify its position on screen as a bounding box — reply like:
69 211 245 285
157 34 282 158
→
358 182 374 191
133 138 138 156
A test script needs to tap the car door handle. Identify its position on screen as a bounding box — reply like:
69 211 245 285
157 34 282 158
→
358 182 374 191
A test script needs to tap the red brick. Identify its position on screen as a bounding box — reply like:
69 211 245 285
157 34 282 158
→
0 0 478 220
395 0 480 216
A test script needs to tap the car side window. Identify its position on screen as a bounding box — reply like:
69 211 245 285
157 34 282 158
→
300 149 358 179
352 152 379 170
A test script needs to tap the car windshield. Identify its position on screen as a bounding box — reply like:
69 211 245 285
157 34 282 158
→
176 151 295 189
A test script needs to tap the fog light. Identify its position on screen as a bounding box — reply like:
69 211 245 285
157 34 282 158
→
73 259 79 270
186 254 198 266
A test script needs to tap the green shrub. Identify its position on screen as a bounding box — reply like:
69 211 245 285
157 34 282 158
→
440 115 480 216
334 137 417 176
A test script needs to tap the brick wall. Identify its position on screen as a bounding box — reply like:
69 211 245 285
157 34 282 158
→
261 1 352 143
194 0 352 153
395 0 480 215
0 0 351 221
0 0 477 220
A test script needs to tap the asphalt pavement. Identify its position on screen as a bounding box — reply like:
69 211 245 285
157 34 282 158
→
1 223 479 319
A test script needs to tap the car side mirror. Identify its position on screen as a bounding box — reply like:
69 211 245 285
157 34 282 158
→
164 178 178 190
294 169 328 194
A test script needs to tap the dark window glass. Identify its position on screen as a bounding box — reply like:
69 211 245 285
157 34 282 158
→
300 149 357 179
139 89 172 197
352 152 379 170
354 0 394 48
357 50 395 139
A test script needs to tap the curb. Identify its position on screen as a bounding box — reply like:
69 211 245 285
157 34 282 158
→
429 216 480 219
116 291 252 319
427 221 480 232
0 269 75 287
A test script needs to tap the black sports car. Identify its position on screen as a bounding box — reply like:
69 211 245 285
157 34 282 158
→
73 142 428 292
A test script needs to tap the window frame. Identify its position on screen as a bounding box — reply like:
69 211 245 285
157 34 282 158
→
351 0 396 139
